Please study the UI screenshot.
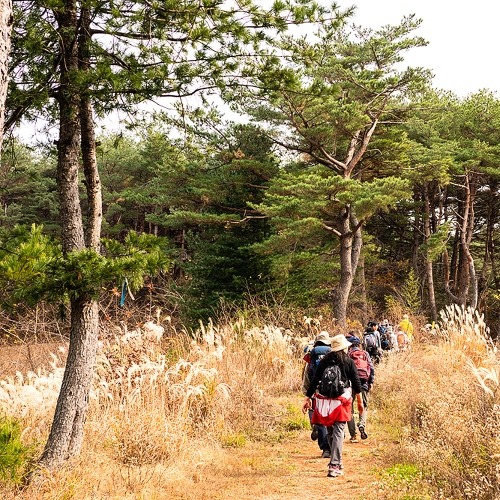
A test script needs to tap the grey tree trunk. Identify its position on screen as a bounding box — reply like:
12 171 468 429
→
423 184 437 323
39 297 99 464
333 206 363 327
0 0 13 159
79 6 102 250
39 0 102 470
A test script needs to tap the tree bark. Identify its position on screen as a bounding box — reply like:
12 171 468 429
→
357 254 368 325
333 206 362 327
423 184 437 323
79 6 102 250
0 0 13 159
39 296 99 465
39 0 101 470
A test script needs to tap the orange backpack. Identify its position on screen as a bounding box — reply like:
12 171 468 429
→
397 332 406 348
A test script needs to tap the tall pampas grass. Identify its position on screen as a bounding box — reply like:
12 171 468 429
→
374 304 500 500
0 314 308 498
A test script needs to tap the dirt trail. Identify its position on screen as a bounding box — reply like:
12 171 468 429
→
182 425 390 500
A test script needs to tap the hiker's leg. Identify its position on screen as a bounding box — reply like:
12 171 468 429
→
317 425 329 451
328 421 345 466
358 389 369 430
347 401 356 437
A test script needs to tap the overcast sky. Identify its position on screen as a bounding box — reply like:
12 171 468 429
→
346 0 498 97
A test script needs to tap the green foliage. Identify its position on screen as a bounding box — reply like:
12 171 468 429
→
378 463 431 500
7 0 333 130
220 432 247 448
249 165 410 305
0 415 33 485
0 225 171 307
281 403 309 432
401 269 421 314
421 222 452 263
0 138 59 233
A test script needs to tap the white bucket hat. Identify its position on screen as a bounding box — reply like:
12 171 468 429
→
314 331 332 345
330 334 351 352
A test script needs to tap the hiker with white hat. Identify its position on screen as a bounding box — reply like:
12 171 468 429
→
303 334 362 478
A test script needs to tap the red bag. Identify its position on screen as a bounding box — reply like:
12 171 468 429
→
348 349 371 382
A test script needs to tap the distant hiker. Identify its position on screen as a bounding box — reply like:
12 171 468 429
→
303 334 362 478
399 314 414 343
347 337 374 442
363 322 382 364
345 330 359 343
378 319 389 335
386 325 398 351
379 327 391 352
396 329 408 351
302 331 332 458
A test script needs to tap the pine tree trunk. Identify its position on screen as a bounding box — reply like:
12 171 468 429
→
423 184 437 323
0 0 12 159
333 206 362 327
39 0 101 470
357 254 368 325
79 6 102 250
39 296 99 465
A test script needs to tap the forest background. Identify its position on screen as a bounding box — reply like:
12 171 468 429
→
0 0 499 496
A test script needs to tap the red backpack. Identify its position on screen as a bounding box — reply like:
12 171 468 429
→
348 349 371 383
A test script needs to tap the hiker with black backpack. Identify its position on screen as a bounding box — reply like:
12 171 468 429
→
302 334 362 478
347 336 374 442
302 331 332 458
363 322 382 364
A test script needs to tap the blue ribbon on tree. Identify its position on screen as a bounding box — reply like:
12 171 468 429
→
120 278 128 307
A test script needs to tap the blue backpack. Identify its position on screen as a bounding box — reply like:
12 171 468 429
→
308 345 332 381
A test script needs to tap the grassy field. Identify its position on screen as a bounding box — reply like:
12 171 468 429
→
0 305 498 499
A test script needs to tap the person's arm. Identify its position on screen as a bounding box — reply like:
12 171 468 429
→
366 353 375 386
356 392 364 414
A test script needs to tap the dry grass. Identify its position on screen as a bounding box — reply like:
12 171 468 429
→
373 304 500 500
2 303 500 499
0 312 317 499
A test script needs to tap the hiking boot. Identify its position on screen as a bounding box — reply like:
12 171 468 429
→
310 425 319 441
321 449 331 458
327 465 343 477
349 435 359 443
359 426 368 440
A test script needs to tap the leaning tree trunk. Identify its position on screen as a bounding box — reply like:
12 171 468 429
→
39 0 101 469
0 0 13 159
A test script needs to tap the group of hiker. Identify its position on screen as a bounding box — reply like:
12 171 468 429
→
356 315 414 364
301 315 414 478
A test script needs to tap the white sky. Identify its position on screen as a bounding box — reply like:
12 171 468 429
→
346 0 498 97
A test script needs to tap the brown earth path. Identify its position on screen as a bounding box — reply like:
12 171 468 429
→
176 424 391 500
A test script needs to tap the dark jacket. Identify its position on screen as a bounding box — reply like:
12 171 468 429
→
302 344 332 395
306 352 361 397
306 350 362 399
